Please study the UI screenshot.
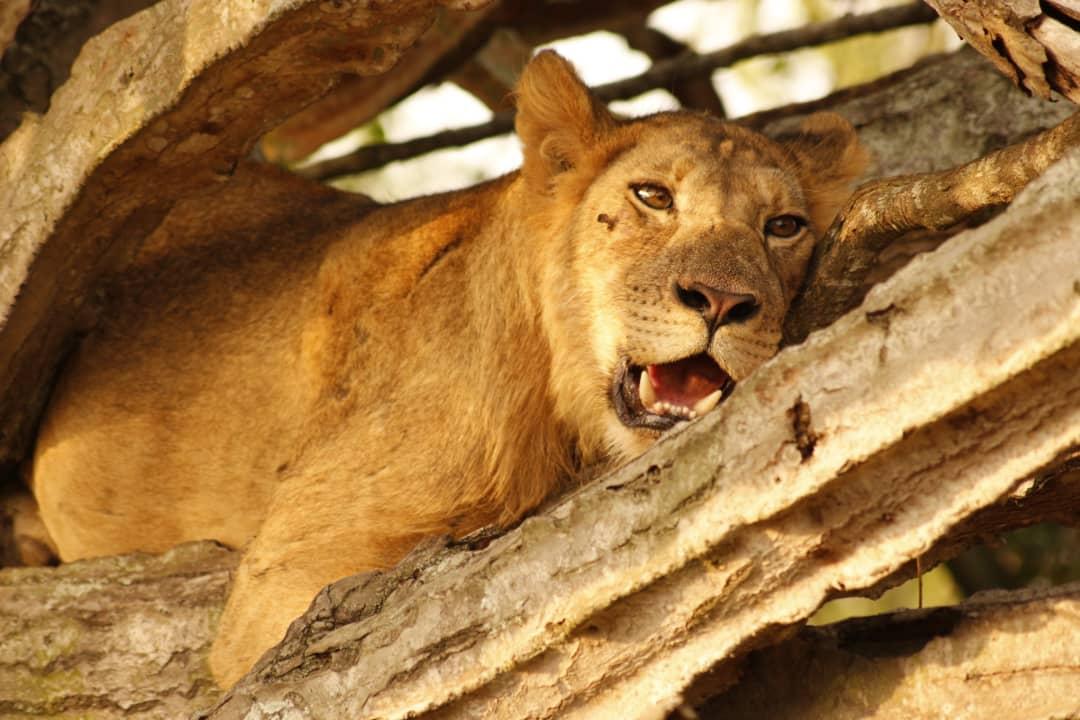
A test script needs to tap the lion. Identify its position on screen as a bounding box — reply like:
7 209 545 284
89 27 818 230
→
30 50 867 687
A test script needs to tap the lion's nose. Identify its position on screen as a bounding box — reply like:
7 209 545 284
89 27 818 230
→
675 281 759 326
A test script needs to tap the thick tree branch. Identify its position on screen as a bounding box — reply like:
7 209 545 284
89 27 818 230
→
698 582 1080 719
0 542 236 718
258 4 502 163
784 110 1080 344
0 0 159 143
298 1 938 180
261 0 674 163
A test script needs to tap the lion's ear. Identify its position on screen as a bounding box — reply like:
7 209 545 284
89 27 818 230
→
779 112 870 234
514 50 617 192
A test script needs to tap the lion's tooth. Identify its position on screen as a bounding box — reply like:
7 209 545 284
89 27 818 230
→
639 371 657 408
693 389 724 416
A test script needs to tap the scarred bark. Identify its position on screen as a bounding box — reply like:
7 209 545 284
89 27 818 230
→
0 542 236 718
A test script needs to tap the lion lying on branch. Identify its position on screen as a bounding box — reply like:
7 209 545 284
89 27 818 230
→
30 51 866 686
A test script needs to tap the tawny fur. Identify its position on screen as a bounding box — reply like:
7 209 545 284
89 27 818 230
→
31 51 867 687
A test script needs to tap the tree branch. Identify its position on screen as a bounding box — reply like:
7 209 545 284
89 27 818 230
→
297 1 938 180
783 110 1080 344
0 542 235 717
0 0 159 143
697 582 1080 719
260 0 675 163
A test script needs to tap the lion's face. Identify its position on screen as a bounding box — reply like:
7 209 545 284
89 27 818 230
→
515 52 868 460
570 118 818 453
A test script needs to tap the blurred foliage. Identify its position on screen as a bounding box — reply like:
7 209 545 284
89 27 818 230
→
950 524 1080 594
811 524 1080 627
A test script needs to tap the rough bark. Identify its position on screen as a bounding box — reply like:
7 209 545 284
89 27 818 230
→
0 0 160 143
926 0 1080 103
698 582 1080 720
257 3 502 163
0 542 236 719
0 0 482 473
201 148 1080 718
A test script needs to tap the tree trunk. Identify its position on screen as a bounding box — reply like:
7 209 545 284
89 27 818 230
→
0 1 1077 717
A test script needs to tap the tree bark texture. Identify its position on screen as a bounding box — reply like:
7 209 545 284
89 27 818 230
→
926 0 1080 103
0 1 1078 718
258 0 675 163
203 148 1080 718
0 0 160 143
256 3 502 163
699 582 1080 720
0 542 236 718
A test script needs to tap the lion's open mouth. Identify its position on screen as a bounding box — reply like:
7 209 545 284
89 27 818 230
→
612 354 735 431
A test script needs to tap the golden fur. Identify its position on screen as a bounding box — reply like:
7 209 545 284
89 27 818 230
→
31 51 867 686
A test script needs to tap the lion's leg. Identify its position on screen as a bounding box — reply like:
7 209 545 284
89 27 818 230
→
209 545 332 687
209 477 428 687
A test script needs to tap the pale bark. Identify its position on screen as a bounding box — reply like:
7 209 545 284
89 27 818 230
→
0 542 236 719
0 0 159 142
205 148 1080 718
784 110 1080 343
699 582 1080 720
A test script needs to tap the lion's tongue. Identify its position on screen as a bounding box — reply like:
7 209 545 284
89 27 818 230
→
643 354 730 415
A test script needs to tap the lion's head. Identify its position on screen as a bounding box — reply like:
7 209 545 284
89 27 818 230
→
514 51 868 459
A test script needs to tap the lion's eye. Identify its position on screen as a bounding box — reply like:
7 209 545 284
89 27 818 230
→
764 215 806 238
632 183 674 210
